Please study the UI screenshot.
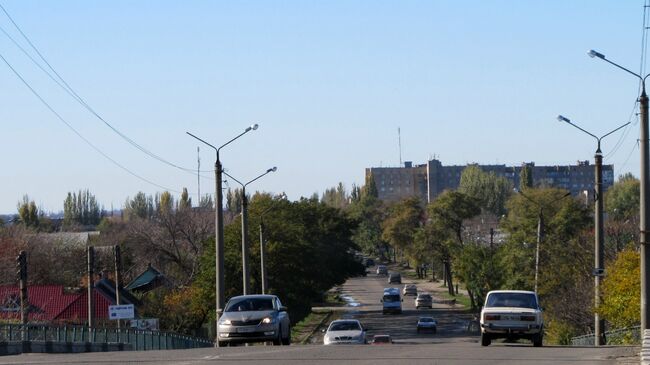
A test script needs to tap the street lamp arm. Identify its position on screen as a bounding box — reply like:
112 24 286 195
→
557 115 599 141
599 122 631 142
589 50 643 80
186 132 217 153
244 167 278 188
222 171 244 188
218 124 259 153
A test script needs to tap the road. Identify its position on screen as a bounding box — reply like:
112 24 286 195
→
0 269 640 364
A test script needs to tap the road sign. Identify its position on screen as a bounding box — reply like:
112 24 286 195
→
109 304 134 320
592 268 605 277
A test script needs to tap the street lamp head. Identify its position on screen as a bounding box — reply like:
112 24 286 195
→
588 50 605 59
245 123 259 132
557 115 570 123
268 166 278 173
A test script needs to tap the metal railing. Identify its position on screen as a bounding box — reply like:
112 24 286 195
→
0 324 213 351
570 325 641 346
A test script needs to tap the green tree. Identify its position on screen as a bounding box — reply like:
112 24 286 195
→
179 188 192 210
520 164 533 190
364 174 379 198
17 195 39 227
381 197 424 263
605 173 639 221
124 192 154 220
157 191 174 215
458 165 513 216
63 189 101 227
600 249 639 330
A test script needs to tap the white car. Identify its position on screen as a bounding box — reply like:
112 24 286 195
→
402 284 417 296
480 290 543 347
323 319 367 345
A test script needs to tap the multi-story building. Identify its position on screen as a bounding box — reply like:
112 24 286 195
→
366 159 614 204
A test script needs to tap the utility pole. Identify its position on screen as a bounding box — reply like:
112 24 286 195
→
16 251 28 326
87 246 95 333
535 208 544 294
259 218 267 294
197 146 201 203
241 190 250 295
594 151 605 345
641 86 650 333
114 245 123 330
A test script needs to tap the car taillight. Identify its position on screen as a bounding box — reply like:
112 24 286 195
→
484 314 500 321
520 315 536 321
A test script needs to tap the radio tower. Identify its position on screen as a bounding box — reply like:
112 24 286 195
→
197 146 201 202
398 127 402 167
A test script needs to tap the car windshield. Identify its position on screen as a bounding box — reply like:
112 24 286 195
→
419 318 434 322
225 297 274 312
383 294 400 302
329 321 361 331
486 293 538 309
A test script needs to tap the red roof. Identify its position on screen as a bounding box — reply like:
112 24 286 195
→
0 285 113 322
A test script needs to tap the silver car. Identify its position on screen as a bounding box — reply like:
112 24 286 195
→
217 294 291 346
415 293 433 309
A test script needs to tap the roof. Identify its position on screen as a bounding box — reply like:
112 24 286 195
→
124 264 167 292
228 294 278 300
0 285 118 322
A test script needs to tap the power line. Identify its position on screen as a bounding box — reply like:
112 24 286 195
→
0 50 183 194
0 2 214 178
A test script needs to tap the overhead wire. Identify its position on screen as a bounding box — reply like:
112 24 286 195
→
0 2 214 178
0 51 183 194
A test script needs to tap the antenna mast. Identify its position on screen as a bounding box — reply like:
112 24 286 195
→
398 127 402 166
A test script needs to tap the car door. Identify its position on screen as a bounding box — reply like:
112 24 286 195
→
276 297 289 334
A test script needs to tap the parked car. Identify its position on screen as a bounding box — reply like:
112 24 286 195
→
388 272 401 284
480 290 543 347
417 317 438 334
323 319 367 345
415 293 433 309
376 265 388 276
371 334 393 345
217 294 291 346
402 284 417 296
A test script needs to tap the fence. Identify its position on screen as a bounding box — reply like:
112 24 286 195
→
0 324 213 351
570 326 641 346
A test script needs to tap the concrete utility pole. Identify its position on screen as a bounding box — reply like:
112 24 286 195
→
588 50 650 335
114 245 123 329
259 193 287 294
557 114 629 345
87 246 95 332
186 124 259 346
224 167 277 295
16 251 28 326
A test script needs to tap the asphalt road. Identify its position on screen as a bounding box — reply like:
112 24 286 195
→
0 269 640 365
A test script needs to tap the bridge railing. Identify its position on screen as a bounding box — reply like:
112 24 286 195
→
570 325 640 346
0 324 213 351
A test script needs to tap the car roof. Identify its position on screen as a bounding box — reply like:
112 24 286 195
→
487 290 536 295
228 294 277 300
384 287 399 293
419 316 434 320
331 319 361 324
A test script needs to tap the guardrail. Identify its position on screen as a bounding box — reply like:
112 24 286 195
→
570 325 641 346
0 324 213 351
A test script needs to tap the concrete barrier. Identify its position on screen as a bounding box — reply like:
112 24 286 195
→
641 330 650 365
0 341 132 355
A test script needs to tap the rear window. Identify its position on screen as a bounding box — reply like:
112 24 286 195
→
485 293 538 309
383 294 400 302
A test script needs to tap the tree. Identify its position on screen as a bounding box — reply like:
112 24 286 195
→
124 192 154 220
427 190 481 294
381 197 424 263
458 165 513 216
179 188 192 210
321 182 348 209
520 164 533 190
63 189 101 227
17 195 39 228
364 174 379 198
600 249 639 330
348 185 386 259
605 173 639 221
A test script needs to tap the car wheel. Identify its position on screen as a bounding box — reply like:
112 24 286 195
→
532 333 543 347
282 326 291 346
481 332 491 347
273 328 282 346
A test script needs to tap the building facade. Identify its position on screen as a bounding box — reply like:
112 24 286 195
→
366 159 614 204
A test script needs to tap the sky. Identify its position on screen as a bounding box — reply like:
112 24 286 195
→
0 1 647 214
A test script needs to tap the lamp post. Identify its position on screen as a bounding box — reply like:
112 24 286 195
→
259 193 287 294
557 115 629 346
186 124 258 345
223 167 278 295
516 189 571 293
589 49 650 335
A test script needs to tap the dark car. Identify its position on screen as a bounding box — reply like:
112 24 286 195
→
388 272 401 284
217 294 291 346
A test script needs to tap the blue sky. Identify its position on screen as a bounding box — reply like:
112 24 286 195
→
0 1 646 214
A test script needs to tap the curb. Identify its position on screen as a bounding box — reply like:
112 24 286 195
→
300 310 332 345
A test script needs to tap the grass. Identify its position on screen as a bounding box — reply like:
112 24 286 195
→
291 310 332 344
437 287 472 308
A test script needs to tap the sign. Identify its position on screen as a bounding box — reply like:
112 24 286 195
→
109 304 134 320
130 318 159 331
592 268 605 277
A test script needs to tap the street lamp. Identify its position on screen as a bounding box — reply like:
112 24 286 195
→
186 123 258 346
589 49 650 335
516 189 571 294
223 167 278 295
557 115 629 346
258 193 287 294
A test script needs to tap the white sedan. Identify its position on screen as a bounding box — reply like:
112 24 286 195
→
323 319 367 345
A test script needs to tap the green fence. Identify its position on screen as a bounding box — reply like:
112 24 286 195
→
0 324 213 351
570 325 640 346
